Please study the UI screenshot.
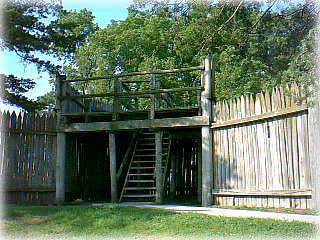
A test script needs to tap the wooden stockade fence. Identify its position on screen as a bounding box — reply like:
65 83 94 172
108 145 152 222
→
212 84 312 209
0 111 57 204
0 83 315 208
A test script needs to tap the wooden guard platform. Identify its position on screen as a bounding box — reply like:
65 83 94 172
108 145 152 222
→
55 56 214 207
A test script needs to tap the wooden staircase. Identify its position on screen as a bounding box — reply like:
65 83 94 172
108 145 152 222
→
120 130 170 201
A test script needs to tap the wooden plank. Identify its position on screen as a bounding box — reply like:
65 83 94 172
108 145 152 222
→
64 116 210 132
55 131 65 204
212 104 307 129
61 86 204 99
211 189 312 197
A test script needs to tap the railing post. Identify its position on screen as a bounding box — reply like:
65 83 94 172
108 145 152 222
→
150 74 158 119
55 73 67 205
155 130 163 203
113 79 120 120
109 131 118 202
201 55 214 207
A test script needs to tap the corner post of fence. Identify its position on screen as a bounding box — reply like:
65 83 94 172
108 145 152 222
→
113 78 120 121
55 73 67 205
308 79 320 211
200 55 214 207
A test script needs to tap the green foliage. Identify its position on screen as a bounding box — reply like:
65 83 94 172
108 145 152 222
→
5 205 316 238
68 1 317 102
1 0 98 110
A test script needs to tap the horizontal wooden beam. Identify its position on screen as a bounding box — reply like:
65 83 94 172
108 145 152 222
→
60 87 203 100
61 106 199 117
65 66 204 83
64 116 209 132
5 187 56 192
0 130 57 135
212 189 312 198
212 104 308 129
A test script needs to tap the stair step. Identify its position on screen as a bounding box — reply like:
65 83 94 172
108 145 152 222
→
131 167 154 169
136 148 155 150
125 187 156 190
128 173 154 176
138 143 155 146
141 137 155 140
123 194 156 198
132 161 155 164
128 180 154 183
135 154 155 157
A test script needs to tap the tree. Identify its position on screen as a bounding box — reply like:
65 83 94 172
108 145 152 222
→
67 0 317 104
0 0 98 111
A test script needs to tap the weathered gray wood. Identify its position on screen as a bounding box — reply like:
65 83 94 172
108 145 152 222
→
211 104 307 129
212 189 312 197
116 131 139 180
61 86 203 99
201 55 213 207
64 116 209 132
150 75 156 120
55 74 67 205
113 79 120 120
155 131 163 203
202 126 213 207
55 132 66 204
109 132 118 202
308 77 320 211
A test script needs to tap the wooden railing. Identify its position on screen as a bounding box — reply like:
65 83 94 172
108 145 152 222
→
56 65 205 121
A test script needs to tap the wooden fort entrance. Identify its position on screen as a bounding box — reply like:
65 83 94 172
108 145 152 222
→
55 56 214 206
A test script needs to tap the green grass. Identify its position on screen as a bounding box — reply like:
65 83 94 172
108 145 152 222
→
3 205 317 239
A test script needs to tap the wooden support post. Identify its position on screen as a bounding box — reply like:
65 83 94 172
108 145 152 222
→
55 73 67 205
201 55 214 207
197 139 202 203
109 132 118 202
113 79 120 120
150 74 156 119
155 131 163 203
308 82 320 211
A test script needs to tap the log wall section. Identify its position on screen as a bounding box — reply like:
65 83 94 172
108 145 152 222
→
212 84 312 209
0 111 57 204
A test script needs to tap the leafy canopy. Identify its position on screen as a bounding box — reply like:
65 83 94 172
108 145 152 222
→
67 0 317 102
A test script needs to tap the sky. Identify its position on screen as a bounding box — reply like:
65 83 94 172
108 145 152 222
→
0 0 134 103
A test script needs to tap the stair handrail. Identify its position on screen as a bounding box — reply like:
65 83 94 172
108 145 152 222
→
116 130 140 181
119 132 140 202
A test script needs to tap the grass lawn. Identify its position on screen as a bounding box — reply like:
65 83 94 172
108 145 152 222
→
3 204 317 239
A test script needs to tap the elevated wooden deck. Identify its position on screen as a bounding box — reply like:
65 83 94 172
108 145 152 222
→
55 57 215 206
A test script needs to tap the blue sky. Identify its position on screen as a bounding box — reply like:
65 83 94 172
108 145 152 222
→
1 0 133 101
